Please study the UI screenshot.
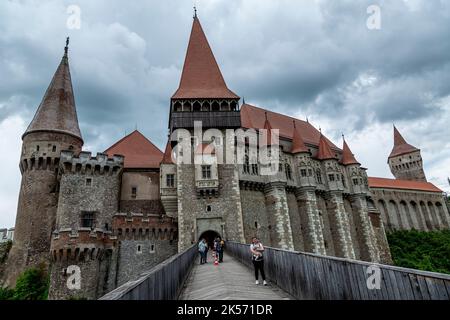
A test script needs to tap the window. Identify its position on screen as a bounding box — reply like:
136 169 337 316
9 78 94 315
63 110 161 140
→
278 163 283 172
285 164 292 180
150 244 156 253
166 174 175 188
81 212 95 228
202 165 211 179
36 145 40 152
251 164 259 175
353 178 359 186
328 174 335 182
300 169 307 177
316 170 322 184
308 169 313 176
243 156 250 174
136 245 142 254
131 187 137 198
206 205 212 212
52 145 57 152
86 178 92 186
342 174 346 188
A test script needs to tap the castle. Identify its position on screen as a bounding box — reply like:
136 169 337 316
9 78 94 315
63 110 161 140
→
1 14 449 300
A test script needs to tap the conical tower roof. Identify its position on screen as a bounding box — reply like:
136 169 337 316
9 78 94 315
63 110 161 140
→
23 38 83 142
316 134 337 160
341 138 360 165
291 120 309 154
161 141 175 164
389 126 419 158
172 15 239 99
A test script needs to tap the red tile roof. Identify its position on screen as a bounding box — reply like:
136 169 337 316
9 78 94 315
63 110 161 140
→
291 120 309 154
317 134 337 160
341 139 360 165
240 104 340 151
389 126 419 158
105 130 163 169
172 17 239 99
368 177 442 193
24 48 83 142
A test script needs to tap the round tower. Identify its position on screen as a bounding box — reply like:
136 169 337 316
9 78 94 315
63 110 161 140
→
4 39 83 287
388 126 426 182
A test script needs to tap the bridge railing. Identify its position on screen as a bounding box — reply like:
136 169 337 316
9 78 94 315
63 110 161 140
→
99 244 197 300
226 241 450 300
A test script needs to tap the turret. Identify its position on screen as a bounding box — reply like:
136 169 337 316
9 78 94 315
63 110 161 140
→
291 120 315 188
388 126 426 182
4 38 83 287
316 134 343 191
341 137 367 194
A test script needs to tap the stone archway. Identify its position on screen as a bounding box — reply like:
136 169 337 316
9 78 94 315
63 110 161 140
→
199 230 221 250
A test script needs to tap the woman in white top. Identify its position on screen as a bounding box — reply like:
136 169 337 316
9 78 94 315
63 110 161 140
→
250 237 267 285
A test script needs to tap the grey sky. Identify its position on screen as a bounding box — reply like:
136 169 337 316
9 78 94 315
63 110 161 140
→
1 0 449 227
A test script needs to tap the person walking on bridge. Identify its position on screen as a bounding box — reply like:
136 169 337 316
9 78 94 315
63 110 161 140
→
198 239 207 264
250 237 267 286
214 236 224 263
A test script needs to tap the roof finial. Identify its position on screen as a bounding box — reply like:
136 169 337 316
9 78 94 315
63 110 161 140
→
342 133 345 141
293 119 296 129
319 126 322 134
242 96 245 105
306 116 309 123
265 112 268 121
64 36 69 56
193 6 197 19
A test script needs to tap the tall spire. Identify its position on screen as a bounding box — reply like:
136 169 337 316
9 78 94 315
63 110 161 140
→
172 15 239 99
291 120 309 154
261 112 276 146
389 126 418 158
316 133 336 160
23 38 83 142
341 136 360 165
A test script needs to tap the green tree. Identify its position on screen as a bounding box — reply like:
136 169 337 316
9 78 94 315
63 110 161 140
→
387 229 450 274
12 265 49 300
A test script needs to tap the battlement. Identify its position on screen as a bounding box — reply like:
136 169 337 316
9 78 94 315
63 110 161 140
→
20 156 61 173
50 229 117 262
60 150 124 175
112 214 178 241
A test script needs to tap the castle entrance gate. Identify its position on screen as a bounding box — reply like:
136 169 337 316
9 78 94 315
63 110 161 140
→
197 218 223 248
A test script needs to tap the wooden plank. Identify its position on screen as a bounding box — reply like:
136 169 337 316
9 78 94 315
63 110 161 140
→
416 275 431 300
425 277 446 300
407 273 422 300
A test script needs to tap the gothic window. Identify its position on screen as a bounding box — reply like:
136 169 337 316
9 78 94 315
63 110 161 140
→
81 212 95 229
166 174 175 188
336 174 340 181
150 244 156 253
279 163 283 172
328 174 335 182
342 174 346 188
174 102 182 112
353 178 359 186
202 165 212 179
86 178 92 186
251 164 259 175
193 101 201 111
285 164 292 180
52 145 56 152
243 155 250 174
131 187 137 198
300 169 307 177
136 245 142 254
308 169 313 176
316 169 322 184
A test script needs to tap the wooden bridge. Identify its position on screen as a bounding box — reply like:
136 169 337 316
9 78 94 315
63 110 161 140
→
179 252 292 300
100 242 450 300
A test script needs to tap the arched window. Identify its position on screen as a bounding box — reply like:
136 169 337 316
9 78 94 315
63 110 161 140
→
212 101 220 111
221 101 229 111
202 101 210 111
174 101 182 112
183 101 191 112
193 101 201 111
285 163 292 180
